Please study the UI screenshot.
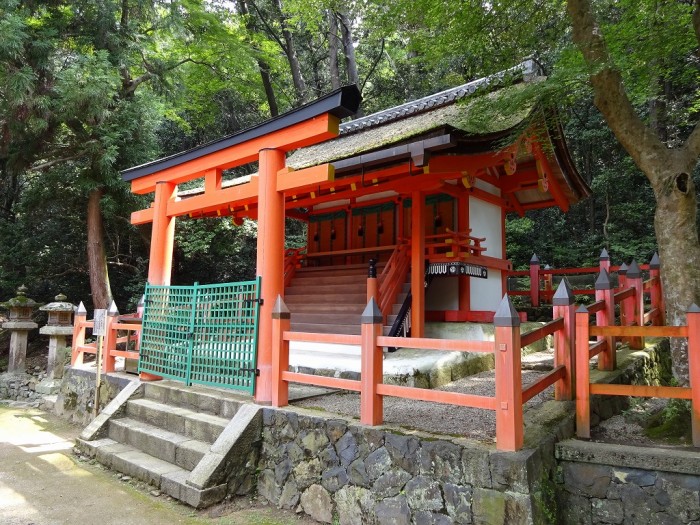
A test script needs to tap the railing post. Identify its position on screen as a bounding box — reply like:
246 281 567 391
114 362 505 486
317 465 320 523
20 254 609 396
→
529 254 540 307
367 258 378 303
494 295 523 451
599 248 610 274
627 260 645 349
103 301 119 373
553 279 576 400
595 270 616 371
575 306 591 439
649 253 664 326
543 264 553 303
360 298 383 426
687 304 700 447
71 301 87 366
271 295 291 407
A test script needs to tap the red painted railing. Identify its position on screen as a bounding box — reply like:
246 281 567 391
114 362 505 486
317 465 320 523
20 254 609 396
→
377 243 411 319
271 291 576 452
575 306 700 446
71 309 142 373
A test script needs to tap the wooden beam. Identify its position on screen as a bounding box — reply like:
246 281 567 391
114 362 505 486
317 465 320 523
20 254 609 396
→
130 114 340 195
533 144 570 212
499 169 539 194
428 151 510 175
277 163 334 192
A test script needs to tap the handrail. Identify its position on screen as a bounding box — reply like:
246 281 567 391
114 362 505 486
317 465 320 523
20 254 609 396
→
378 243 411 319
520 317 564 348
284 246 306 287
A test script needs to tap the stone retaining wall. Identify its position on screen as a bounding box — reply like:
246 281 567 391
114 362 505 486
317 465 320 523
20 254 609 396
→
555 441 700 524
53 367 134 425
256 408 561 525
0 371 44 403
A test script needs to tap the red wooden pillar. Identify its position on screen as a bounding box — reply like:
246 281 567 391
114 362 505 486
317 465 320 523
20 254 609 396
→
627 260 645 349
649 253 664 326
360 298 383 426
529 254 540 307
493 295 523 451
147 181 177 286
256 148 286 404
618 262 629 329
687 304 700 447
575 305 591 439
553 279 576 400
71 302 87 366
271 295 290 407
543 265 553 303
102 301 119 374
411 190 425 338
457 194 470 314
595 269 616 371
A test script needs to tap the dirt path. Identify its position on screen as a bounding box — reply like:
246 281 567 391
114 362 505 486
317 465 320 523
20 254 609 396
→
0 404 312 525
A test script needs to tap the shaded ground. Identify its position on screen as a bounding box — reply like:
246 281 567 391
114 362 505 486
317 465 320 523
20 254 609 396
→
0 404 316 525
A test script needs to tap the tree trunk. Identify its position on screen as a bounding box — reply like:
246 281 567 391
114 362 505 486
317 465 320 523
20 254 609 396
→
87 187 113 309
273 0 307 104
339 11 359 87
328 11 341 90
238 0 279 117
652 162 700 382
567 0 700 383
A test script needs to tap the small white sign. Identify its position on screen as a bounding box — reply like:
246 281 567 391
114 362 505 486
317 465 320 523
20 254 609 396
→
93 309 107 336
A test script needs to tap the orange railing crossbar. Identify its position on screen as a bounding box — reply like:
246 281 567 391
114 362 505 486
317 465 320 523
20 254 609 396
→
522 365 566 403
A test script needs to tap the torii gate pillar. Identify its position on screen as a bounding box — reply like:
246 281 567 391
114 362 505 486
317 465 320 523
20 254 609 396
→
255 148 286 404
148 181 177 285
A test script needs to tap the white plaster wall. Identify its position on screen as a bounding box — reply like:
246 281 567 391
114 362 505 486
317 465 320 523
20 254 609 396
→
469 195 504 311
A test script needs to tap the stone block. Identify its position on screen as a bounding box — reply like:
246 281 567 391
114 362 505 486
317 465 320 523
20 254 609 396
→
563 462 611 498
321 465 349 493
293 458 322 489
374 494 411 525
461 447 492 488
336 431 360 467
372 468 412 498
591 498 623 525
258 468 281 504
301 484 333 523
385 432 421 476
405 476 444 512
175 439 209 471
335 485 373 525
366 446 392 482
489 449 538 493
413 511 455 525
301 429 330 456
420 440 462 482
442 483 472 524
279 478 300 509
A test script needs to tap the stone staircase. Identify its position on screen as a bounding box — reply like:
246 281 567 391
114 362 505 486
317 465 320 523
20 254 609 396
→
76 380 261 508
285 263 410 335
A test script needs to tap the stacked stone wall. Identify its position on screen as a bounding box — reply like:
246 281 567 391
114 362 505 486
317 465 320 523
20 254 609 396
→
257 409 560 525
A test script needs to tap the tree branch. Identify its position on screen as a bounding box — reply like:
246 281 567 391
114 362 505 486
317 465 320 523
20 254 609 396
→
361 38 385 93
567 0 669 182
248 0 288 53
29 152 87 171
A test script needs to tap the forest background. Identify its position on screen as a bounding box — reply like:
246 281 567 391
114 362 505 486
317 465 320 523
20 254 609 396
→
0 0 696 321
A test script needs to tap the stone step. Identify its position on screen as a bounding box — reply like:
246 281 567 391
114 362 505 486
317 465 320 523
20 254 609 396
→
142 381 247 418
77 438 226 508
126 397 229 444
108 417 212 470
295 262 385 274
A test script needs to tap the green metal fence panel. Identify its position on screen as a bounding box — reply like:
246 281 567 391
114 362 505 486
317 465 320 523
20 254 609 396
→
138 277 261 394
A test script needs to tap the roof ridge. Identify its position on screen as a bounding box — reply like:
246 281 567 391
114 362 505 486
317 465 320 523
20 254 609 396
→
339 59 536 136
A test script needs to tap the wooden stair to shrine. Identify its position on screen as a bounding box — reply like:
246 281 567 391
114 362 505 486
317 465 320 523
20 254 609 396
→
285 263 409 335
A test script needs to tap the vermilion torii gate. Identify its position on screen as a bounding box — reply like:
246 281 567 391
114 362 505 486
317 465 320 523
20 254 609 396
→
122 87 362 403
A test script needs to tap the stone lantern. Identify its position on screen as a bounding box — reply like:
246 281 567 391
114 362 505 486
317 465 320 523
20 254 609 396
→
1 285 39 373
39 293 74 381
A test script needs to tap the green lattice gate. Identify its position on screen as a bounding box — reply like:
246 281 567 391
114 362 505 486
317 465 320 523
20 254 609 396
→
138 278 261 394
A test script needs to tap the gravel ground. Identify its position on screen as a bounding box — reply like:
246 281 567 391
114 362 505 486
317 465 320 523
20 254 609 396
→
293 368 555 442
